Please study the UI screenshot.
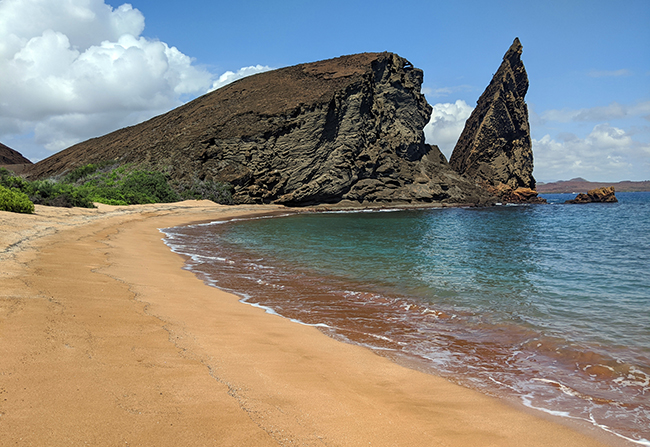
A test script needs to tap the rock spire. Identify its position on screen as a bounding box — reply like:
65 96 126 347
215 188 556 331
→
449 38 543 203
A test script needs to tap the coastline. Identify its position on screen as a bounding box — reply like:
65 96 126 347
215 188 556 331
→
0 201 616 445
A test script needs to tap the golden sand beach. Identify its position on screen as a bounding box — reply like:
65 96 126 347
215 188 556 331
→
0 202 613 446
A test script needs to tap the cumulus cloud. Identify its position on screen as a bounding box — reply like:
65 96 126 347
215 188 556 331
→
0 0 214 158
533 124 650 182
0 0 268 161
533 100 650 181
209 65 273 92
423 100 474 158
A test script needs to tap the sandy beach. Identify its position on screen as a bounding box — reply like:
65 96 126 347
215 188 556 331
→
0 201 614 446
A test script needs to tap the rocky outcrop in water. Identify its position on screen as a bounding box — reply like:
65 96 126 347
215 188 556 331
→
27 53 494 206
0 143 31 165
449 38 544 203
565 186 618 204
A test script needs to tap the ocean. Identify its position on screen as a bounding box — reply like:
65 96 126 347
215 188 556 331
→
161 192 650 445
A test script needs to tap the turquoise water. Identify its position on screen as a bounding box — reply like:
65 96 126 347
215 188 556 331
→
162 192 650 445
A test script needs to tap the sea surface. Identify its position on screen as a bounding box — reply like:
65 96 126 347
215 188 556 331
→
162 192 650 445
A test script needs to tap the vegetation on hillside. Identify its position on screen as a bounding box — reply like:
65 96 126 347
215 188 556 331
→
0 164 233 213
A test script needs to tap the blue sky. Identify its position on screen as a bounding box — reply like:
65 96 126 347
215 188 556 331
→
1 0 648 182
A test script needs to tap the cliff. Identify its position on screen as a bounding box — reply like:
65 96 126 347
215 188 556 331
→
449 38 543 203
28 53 494 206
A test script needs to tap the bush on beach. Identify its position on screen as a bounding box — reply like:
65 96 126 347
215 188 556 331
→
1 168 94 208
0 184 35 214
0 165 234 209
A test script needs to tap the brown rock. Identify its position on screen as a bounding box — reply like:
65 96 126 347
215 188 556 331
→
449 38 541 203
510 187 546 203
565 186 618 204
0 142 32 165
27 53 494 206
484 184 546 204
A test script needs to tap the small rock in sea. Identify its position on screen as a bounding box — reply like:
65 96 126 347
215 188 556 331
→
565 186 618 204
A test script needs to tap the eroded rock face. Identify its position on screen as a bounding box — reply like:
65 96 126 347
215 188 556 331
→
28 52 494 206
565 186 618 204
449 38 542 203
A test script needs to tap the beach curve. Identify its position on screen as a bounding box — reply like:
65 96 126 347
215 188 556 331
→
0 201 616 446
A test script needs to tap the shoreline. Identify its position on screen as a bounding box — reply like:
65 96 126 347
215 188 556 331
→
0 201 620 445
162 206 647 446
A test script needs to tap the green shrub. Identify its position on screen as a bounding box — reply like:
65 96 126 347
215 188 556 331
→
63 163 100 184
119 170 180 204
0 167 13 184
1 164 234 208
0 185 35 214
28 180 95 208
0 168 31 191
75 168 180 205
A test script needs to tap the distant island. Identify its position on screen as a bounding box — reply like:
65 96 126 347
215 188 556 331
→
537 178 650 193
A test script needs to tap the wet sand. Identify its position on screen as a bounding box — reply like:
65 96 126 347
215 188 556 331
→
0 201 614 446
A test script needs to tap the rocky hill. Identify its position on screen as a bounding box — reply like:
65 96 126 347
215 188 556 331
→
537 178 650 193
27 52 495 206
0 143 31 165
449 38 542 203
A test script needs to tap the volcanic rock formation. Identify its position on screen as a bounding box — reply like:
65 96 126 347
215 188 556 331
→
565 186 618 204
449 38 543 203
0 143 31 165
28 53 494 206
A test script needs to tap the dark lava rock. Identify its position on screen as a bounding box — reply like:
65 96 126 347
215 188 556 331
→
449 38 544 203
0 142 32 165
565 186 618 204
27 52 494 206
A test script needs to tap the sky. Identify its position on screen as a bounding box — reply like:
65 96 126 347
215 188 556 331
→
0 0 648 182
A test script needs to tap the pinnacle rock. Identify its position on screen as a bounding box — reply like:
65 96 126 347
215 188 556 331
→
449 38 539 201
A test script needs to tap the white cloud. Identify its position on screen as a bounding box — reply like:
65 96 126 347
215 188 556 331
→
0 0 268 160
0 0 145 58
533 100 650 181
541 101 650 123
209 65 273 92
423 100 474 158
533 124 650 182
